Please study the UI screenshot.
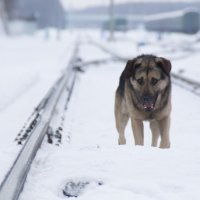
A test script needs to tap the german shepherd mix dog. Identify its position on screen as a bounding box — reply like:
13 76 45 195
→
115 55 172 148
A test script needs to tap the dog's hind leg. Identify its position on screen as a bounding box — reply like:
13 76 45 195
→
150 120 160 147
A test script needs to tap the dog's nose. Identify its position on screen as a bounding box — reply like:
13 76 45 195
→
142 94 154 112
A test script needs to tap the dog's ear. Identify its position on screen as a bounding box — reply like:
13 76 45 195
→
118 60 135 95
123 59 136 79
156 57 172 75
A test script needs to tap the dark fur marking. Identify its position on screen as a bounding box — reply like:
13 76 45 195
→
159 79 171 109
128 80 141 111
117 71 126 97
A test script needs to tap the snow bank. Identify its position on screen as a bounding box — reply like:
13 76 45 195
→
0 29 200 200
19 60 200 200
0 30 77 183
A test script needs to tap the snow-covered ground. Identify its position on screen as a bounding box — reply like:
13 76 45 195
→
17 30 200 200
0 29 200 199
0 30 77 182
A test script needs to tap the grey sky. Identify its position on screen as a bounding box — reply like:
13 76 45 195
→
61 0 196 10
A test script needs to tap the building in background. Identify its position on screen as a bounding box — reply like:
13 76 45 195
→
1 1 200 35
3 0 66 34
145 8 200 34
0 0 10 35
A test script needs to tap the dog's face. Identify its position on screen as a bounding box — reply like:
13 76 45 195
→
124 55 171 112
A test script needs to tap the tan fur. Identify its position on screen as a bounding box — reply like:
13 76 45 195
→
115 55 172 148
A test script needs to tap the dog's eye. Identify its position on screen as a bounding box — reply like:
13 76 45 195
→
151 78 159 85
137 78 144 85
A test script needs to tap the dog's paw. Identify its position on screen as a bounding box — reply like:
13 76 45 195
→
118 137 126 145
159 141 170 149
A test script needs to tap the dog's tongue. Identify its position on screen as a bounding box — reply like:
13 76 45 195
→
143 102 154 110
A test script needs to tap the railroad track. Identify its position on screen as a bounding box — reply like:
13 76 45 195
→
171 73 200 96
88 38 200 97
1 35 199 200
0 41 81 200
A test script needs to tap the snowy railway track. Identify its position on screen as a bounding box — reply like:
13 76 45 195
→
1 35 199 200
88 38 200 97
14 34 200 200
171 73 200 96
0 42 81 200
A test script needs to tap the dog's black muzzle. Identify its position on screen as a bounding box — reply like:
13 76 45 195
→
141 94 157 112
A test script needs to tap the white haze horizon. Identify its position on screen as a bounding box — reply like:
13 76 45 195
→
61 0 200 10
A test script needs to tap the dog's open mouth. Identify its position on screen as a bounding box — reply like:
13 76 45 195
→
143 102 154 110
141 94 158 112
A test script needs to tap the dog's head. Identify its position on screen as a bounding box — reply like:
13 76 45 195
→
124 55 171 112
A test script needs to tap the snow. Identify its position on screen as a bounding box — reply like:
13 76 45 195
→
19 31 200 200
0 30 77 182
19 62 200 200
0 29 200 200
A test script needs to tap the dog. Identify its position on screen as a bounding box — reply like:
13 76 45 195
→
115 55 172 148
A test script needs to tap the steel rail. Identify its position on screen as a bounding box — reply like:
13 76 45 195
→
171 73 200 96
0 42 80 200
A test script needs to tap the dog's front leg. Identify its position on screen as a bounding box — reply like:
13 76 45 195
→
131 119 144 146
158 116 171 148
115 112 129 145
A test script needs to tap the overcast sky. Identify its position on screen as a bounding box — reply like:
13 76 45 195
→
61 0 113 10
61 0 197 10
